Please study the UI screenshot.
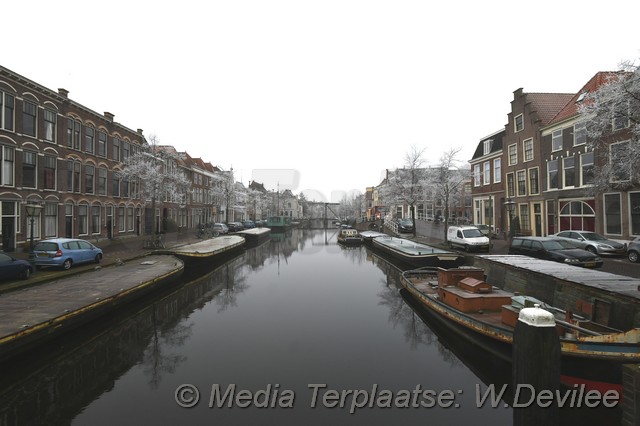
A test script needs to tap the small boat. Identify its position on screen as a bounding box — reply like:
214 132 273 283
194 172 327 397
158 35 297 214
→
237 227 271 246
266 216 292 231
164 235 246 265
372 235 464 268
337 228 363 246
400 266 640 391
359 230 387 246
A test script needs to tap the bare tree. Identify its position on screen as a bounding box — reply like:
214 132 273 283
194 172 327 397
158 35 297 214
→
382 146 426 236
579 60 640 194
117 135 191 235
427 147 468 241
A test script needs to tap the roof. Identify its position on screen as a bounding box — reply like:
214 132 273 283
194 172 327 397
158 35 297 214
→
525 92 575 126
547 71 625 125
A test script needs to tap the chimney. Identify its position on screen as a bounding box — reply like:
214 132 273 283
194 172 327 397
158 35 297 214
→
58 88 69 98
104 112 114 122
137 129 144 136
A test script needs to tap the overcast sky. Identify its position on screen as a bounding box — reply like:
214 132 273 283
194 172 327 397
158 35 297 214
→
4 1 640 202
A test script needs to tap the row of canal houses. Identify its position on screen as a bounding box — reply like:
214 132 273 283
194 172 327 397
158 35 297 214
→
470 71 638 241
0 65 301 252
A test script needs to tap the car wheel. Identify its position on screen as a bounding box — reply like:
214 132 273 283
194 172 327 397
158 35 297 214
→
63 259 73 270
95 253 102 263
586 246 598 255
629 251 640 263
21 267 31 280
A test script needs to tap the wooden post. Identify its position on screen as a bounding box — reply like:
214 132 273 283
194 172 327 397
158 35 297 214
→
512 304 560 425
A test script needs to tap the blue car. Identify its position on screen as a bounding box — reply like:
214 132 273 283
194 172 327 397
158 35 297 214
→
32 238 103 270
0 252 33 280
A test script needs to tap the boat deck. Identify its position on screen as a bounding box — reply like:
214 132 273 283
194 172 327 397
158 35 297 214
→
374 236 452 255
165 235 245 258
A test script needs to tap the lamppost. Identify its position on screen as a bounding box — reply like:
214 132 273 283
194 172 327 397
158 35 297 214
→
504 198 515 240
25 203 43 254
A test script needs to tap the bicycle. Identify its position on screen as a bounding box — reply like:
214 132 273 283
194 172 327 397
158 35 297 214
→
143 233 165 249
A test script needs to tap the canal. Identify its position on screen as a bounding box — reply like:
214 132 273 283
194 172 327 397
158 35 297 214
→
0 229 621 425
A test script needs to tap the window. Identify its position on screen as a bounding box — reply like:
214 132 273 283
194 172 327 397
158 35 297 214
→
483 139 492 155
581 152 594 186
22 151 37 188
44 110 56 142
610 141 631 182
78 204 88 235
91 206 101 234
1 146 15 186
85 165 95 194
67 160 81 193
1 92 15 131
506 173 515 198
74 121 81 150
523 139 533 162
508 144 517 165
493 158 501 183
43 155 56 190
122 176 129 197
514 114 524 132
127 207 134 231
98 167 107 195
118 206 125 232
613 102 630 131
574 122 586 146
66 118 73 147
473 164 481 187
112 137 121 161
123 141 130 160
547 159 558 190
516 170 527 196
97 131 107 157
563 157 575 188
604 193 622 235
519 204 530 232
552 129 562 152
22 100 37 137
44 202 57 237
483 161 490 185
85 127 95 153
112 173 120 197
529 168 539 195
631 192 640 236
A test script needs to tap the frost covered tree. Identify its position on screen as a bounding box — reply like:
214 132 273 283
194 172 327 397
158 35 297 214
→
425 147 468 241
381 146 426 236
579 60 640 194
117 135 191 234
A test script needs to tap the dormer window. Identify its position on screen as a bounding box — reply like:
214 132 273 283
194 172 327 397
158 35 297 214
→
483 139 492 155
514 114 524 132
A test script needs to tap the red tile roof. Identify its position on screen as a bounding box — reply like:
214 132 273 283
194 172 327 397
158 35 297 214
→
526 93 575 126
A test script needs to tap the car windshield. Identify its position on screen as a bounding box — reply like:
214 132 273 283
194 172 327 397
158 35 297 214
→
580 232 605 241
542 240 576 250
462 229 483 238
400 219 412 225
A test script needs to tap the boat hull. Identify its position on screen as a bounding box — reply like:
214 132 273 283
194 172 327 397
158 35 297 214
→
372 236 464 268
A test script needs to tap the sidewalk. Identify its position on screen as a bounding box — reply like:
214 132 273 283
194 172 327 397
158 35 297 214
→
2 230 204 293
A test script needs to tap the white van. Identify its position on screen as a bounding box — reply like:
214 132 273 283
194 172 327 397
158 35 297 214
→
447 226 490 252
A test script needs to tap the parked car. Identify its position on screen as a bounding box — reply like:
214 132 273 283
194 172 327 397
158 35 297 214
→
254 220 266 227
242 220 256 229
509 236 603 268
474 224 494 237
212 223 229 234
226 222 244 232
396 218 414 233
0 252 33 280
447 225 490 252
551 230 627 256
628 237 640 263
32 238 103 270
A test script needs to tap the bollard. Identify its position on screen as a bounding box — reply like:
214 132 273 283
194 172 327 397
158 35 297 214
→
512 304 560 426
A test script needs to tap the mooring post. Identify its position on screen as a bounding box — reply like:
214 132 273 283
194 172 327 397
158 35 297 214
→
512 304 560 426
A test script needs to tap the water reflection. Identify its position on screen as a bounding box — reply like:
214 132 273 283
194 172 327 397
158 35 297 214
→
0 230 621 425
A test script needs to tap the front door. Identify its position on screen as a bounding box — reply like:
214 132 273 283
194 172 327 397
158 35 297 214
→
533 203 542 236
1 217 15 252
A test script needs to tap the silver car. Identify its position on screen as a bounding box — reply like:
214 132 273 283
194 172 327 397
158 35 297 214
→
628 237 640 263
551 230 627 256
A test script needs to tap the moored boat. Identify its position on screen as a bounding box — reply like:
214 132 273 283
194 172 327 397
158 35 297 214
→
163 235 246 265
359 230 387 246
372 235 464 268
400 266 640 391
266 216 292 231
237 227 271 245
337 228 363 246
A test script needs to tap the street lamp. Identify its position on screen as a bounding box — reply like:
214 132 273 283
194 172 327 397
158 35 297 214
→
25 203 43 253
504 198 516 240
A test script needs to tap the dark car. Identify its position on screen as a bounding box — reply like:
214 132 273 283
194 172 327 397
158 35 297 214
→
396 218 414 233
628 237 640 263
0 252 33 280
242 220 256 229
32 238 103 270
226 222 244 232
509 236 603 268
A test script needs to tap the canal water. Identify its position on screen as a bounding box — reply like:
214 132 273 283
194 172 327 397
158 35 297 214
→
0 229 620 425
